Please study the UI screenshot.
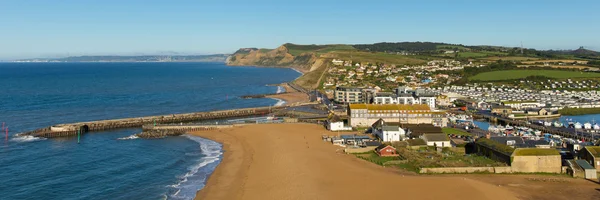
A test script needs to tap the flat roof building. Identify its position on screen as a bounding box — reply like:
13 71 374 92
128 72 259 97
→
348 104 447 127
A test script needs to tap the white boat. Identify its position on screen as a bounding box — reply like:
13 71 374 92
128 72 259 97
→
488 125 499 133
534 130 542 136
574 122 583 129
553 121 563 128
594 124 600 130
544 121 552 127
584 122 592 130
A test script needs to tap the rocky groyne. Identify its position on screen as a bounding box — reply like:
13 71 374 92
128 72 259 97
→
136 129 186 139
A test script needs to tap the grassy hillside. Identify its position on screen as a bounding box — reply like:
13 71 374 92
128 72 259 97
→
294 62 330 89
284 44 355 56
469 70 600 81
322 51 426 65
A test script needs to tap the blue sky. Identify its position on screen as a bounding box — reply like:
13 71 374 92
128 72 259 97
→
0 0 599 59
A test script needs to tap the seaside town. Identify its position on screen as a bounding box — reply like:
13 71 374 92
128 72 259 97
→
8 1 600 200
316 57 600 180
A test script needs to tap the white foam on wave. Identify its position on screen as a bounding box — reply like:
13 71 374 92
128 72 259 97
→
11 135 47 143
271 98 286 106
169 135 223 200
276 86 285 94
116 134 139 140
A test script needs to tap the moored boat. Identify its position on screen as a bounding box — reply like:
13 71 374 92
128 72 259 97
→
574 122 583 129
584 122 592 130
553 121 563 128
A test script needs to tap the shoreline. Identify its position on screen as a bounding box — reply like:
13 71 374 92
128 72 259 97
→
189 124 524 200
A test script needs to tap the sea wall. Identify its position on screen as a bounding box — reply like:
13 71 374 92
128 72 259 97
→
20 106 284 138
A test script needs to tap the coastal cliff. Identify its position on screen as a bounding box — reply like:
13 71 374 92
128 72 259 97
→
226 44 321 73
227 43 340 89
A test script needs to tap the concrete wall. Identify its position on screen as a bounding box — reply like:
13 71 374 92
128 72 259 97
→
493 167 513 174
511 155 562 173
420 167 514 174
344 147 376 154
420 167 494 174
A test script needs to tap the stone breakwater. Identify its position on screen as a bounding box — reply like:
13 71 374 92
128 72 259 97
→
137 124 236 139
18 106 284 138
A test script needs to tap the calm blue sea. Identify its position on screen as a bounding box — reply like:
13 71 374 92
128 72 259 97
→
0 62 300 200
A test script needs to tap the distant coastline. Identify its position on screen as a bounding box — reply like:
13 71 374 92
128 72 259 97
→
10 54 230 63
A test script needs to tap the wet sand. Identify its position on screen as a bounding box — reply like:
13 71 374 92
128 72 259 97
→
190 123 521 200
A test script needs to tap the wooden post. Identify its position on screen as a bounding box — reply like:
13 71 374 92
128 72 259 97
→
77 129 80 144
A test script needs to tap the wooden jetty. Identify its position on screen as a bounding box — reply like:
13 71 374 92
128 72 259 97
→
18 106 285 138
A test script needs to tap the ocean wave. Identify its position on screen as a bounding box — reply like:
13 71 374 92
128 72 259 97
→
274 98 286 106
11 135 47 143
116 134 139 140
168 135 223 200
276 86 285 94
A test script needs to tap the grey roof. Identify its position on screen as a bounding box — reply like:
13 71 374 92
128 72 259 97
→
576 160 596 170
382 126 400 131
340 135 371 140
490 136 524 145
423 133 450 142
364 141 382 147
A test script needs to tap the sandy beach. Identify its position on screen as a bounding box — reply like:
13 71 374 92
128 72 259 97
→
265 84 309 105
190 124 523 200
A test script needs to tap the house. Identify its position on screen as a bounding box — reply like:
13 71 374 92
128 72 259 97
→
371 119 405 142
525 108 550 116
403 124 443 139
326 115 352 131
375 144 398 157
421 133 451 147
579 146 600 171
491 105 513 115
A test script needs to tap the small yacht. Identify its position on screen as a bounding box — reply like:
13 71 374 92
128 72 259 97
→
553 121 563 128
544 121 552 127
593 123 600 130
574 122 583 129
584 122 592 130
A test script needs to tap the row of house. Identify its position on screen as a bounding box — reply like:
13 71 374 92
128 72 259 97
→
372 87 437 109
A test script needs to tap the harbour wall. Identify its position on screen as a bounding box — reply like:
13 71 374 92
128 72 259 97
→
19 106 285 138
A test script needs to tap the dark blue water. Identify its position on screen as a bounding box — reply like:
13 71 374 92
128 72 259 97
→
0 62 300 200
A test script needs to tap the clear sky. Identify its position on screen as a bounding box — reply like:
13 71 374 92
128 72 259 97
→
1 0 599 59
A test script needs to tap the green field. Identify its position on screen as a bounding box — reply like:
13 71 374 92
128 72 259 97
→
458 51 508 58
285 44 355 56
469 70 600 81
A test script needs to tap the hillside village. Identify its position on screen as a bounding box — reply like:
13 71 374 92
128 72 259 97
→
323 59 470 93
